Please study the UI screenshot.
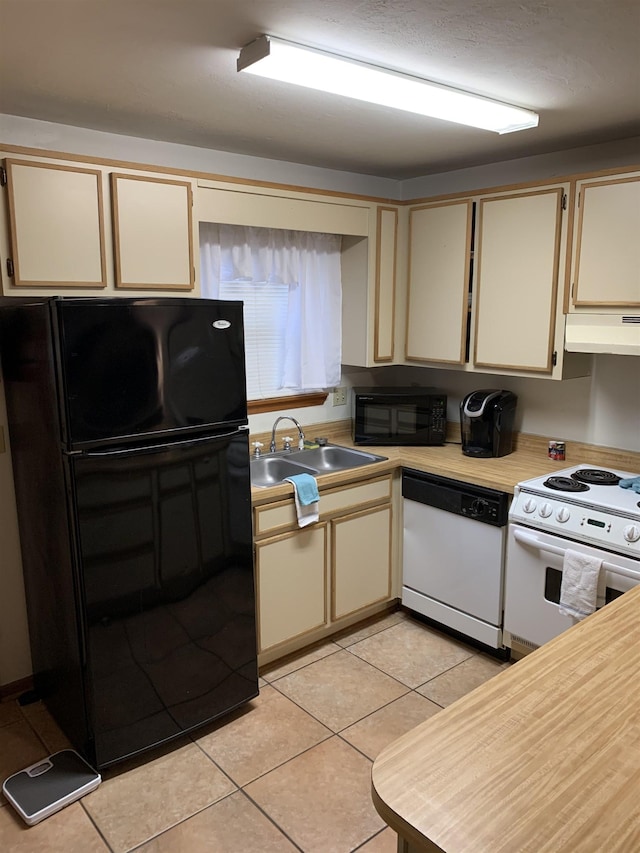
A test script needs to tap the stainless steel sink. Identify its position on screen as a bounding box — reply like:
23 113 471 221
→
288 445 387 471
250 456 318 489
250 444 387 487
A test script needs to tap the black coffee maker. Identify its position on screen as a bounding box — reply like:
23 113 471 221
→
460 390 518 457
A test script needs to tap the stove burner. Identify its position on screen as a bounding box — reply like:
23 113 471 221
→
571 468 622 486
543 476 590 493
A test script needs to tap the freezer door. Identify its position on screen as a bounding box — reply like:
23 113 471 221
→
54 297 248 448
68 430 257 767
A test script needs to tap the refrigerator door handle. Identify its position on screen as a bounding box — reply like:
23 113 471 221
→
66 429 245 458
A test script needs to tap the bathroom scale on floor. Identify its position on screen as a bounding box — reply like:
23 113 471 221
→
2 749 101 825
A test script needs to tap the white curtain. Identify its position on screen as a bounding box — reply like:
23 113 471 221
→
200 223 342 391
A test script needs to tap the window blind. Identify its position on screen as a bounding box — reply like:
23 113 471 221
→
218 279 292 400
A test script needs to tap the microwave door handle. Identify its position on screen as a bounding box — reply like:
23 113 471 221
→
512 528 635 579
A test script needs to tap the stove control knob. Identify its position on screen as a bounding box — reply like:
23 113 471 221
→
623 524 640 543
539 502 553 518
522 498 537 514
556 507 571 523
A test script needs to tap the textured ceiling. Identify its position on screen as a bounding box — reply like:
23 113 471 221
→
1 0 639 179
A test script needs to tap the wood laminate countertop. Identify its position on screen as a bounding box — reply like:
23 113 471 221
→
372 583 640 853
251 426 640 505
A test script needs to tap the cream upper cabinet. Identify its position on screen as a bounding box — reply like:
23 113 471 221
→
3 159 107 288
405 199 472 364
403 184 587 378
372 206 398 362
198 181 396 366
1 154 200 296
111 174 195 290
569 172 640 309
342 204 400 366
472 186 568 374
197 182 369 235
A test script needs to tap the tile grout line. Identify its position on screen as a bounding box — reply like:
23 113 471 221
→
235 787 306 852
79 799 116 853
188 721 310 849
5 613 504 852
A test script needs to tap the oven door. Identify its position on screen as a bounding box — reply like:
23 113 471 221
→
503 524 640 649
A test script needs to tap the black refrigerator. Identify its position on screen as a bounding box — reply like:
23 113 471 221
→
0 296 258 769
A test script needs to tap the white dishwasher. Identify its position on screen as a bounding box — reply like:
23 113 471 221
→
402 469 510 654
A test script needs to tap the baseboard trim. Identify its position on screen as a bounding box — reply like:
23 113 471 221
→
0 675 34 701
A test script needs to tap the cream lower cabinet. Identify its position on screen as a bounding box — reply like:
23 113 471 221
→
256 524 328 652
254 474 395 663
332 504 392 620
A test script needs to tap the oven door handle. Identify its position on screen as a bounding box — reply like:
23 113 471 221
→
512 528 637 579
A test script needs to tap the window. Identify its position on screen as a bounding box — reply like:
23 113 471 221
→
217 278 289 400
200 223 342 401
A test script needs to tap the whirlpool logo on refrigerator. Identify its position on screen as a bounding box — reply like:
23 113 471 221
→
212 320 231 329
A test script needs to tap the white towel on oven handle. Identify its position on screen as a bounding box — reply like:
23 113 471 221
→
558 548 603 620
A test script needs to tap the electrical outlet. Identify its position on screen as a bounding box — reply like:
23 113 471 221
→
332 386 347 406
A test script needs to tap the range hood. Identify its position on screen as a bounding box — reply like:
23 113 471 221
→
565 314 640 356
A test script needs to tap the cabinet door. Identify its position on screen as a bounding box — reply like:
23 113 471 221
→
341 204 400 367
571 174 640 308
373 206 398 362
405 200 472 364
256 525 327 653
332 504 392 621
473 187 565 372
111 174 194 290
5 159 107 288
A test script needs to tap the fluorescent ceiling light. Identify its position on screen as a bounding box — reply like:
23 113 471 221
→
238 35 539 135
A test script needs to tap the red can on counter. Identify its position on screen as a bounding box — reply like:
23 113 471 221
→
548 440 566 461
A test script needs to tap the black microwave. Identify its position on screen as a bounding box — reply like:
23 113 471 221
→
353 387 447 446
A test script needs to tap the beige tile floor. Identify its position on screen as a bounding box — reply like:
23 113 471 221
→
0 610 510 852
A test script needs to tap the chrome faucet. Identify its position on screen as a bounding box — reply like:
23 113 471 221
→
270 416 305 452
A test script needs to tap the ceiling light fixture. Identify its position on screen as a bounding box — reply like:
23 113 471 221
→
237 35 539 135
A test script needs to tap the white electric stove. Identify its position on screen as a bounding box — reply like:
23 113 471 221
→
504 464 640 651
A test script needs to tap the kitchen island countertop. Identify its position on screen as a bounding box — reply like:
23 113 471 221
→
371 582 640 853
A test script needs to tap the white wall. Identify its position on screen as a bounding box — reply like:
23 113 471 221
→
400 136 640 199
254 356 640 454
247 366 374 438
366 357 640 452
0 386 32 685
0 113 398 199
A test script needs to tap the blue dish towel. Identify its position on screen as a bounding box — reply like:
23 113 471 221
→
284 473 319 505
284 473 320 528
620 476 640 494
